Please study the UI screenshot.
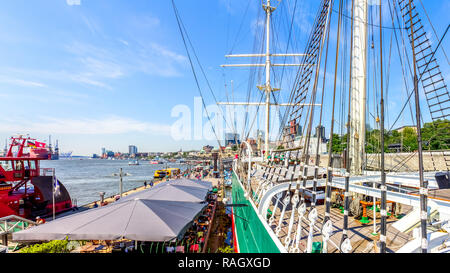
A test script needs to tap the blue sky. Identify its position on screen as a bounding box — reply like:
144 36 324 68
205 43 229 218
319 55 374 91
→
0 0 448 155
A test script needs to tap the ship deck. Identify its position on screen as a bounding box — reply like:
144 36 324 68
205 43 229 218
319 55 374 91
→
268 201 414 253
247 172 415 253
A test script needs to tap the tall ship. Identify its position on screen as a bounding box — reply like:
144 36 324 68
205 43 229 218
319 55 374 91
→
0 135 72 219
208 0 449 253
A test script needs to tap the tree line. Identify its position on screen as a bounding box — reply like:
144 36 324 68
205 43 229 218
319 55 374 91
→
331 119 449 154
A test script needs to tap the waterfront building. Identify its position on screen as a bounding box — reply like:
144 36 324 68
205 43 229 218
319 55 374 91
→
202 145 214 153
315 125 326 142
129 145 138 156
225 133 240 146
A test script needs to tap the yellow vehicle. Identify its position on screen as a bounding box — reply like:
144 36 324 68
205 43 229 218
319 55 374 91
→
165 168 180 178
153 170 167 179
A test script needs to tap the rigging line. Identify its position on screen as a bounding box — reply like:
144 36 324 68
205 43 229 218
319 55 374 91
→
269 18 282 135
384 11 395 131
274 0 299 139
228 0 253 54
242 7 265 142
408 0 428 253
286 0 327 203
394 0 416 126
379 0 387 254
243 33 267 142
223 78 240 139
387 23 450 133
369 4 381 148
388 0 415 125
369 5 381 163
242 32 265 142
312 0 333 208
393 0 426 132
341 0 354 251
339 0 349 141
390 1 447 154
175 3 236 136
244 52 267 142
244 90 266 142
324 0 344 235
283 0 323 124
293 1 333 238
285 0 327 146
171 0 223 150
278 0 298 93
291 0 332 147
301 0 333 159
225 0 230 54
418 0 450 66
269 16 284 120
331 7 406 30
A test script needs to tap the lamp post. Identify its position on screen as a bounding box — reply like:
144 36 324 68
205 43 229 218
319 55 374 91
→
112 168 131 197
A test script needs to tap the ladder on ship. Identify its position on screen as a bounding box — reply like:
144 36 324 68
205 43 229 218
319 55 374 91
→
287 0 332 142
398 0 450 171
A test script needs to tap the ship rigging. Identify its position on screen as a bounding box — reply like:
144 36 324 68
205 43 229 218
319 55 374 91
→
173 0 450 253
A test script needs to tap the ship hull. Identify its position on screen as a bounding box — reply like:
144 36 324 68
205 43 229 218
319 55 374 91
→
230 170 285 253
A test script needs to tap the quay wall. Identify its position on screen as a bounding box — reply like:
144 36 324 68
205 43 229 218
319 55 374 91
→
308 152 449 172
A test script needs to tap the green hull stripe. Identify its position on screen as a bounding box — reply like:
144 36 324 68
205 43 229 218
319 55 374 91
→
232 172 281 253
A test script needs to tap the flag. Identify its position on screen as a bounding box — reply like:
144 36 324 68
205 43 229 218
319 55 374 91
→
53 176 61 197
36 141 46 148
27 140 36 148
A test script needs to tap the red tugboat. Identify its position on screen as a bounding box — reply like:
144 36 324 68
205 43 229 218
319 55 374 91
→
0 135 72 219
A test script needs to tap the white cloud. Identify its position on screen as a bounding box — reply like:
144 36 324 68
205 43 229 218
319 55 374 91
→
0 76 47 88
66 0 81 6
80 57 124 79
251 18 265 36
63 39 187 87
119 39 129 46
149 43 187 64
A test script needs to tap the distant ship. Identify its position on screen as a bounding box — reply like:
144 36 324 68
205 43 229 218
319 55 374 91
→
47 136 59 160
149 160 162 164
59 152 73 159
128 160 139 165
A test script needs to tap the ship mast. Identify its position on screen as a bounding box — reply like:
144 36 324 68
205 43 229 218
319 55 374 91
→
349 0 368 175
263 0 273 160
220 0 311 159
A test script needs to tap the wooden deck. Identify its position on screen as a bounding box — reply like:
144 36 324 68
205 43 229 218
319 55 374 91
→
266 198 414 253
248 177 414 253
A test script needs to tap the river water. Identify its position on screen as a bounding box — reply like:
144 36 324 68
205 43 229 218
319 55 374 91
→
40 159 189 206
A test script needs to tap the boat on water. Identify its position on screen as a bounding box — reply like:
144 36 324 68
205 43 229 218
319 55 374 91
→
202 0 450 253
128 160 139 166
149 160 164 164
153 168 180 179
153 169 167 179
0 135 73 219
165 168 181 178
